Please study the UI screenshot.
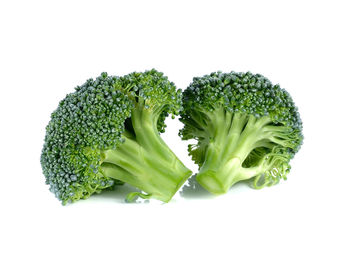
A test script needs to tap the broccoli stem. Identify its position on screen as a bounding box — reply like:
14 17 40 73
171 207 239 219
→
101 106 192 202
196 108 284 194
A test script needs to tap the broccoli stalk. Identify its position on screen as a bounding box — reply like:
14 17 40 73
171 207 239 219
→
195 108 297 194
101 105 191 202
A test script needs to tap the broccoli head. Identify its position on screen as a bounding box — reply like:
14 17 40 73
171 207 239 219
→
180 71 303 194
41 69 192 204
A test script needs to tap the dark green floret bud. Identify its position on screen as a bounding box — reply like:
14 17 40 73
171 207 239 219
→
41 70 191 204
179 71 303 194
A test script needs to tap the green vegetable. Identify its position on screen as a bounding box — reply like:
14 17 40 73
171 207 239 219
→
180 71 303 194
41 69 192 204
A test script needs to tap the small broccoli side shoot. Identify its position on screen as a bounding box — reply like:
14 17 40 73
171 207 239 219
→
41 70 192 204
180 71 303 194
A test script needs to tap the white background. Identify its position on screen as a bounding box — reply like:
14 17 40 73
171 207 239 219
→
1 0 349 272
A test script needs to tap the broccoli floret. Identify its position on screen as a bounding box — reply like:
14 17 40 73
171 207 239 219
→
179 71 303 194
41 69 192 204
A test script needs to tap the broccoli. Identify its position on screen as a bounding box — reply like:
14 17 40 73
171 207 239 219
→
179 71 303 194
41 69 192 204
